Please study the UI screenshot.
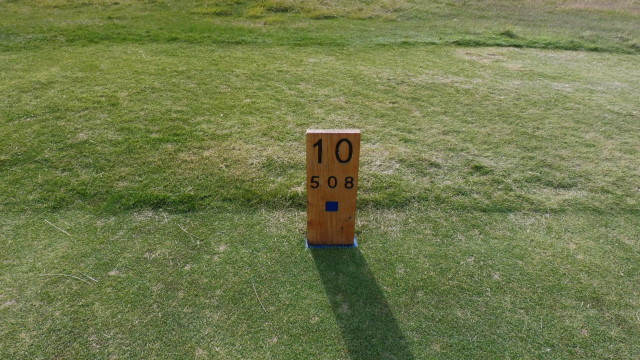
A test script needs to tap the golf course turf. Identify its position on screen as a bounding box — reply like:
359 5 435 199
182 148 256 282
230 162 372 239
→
1 1 639 358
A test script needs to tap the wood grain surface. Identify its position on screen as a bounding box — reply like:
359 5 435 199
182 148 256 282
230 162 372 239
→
306 129 360 245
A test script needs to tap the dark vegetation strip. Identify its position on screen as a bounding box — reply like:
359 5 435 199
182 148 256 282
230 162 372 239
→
1 29 638 54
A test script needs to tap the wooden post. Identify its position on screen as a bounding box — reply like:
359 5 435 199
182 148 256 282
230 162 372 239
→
306 129 361 246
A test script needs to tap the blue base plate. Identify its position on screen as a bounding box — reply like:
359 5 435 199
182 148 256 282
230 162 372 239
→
306 238 358 248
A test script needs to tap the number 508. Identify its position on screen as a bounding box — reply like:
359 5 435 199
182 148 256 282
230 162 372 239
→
310 176 354 189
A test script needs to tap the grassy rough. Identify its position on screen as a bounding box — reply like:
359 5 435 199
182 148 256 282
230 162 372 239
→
1 1 639 359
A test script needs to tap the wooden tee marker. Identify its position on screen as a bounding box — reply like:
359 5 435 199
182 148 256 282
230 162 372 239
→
306 129 360 247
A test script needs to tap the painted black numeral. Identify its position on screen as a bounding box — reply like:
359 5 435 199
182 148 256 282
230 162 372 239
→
335 139 353 164
345 176 354 189
328 176 338 188
313 139 322 164
310 176 320 189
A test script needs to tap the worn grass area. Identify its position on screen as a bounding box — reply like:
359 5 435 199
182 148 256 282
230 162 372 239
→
1 1 639 359
1 44 639 213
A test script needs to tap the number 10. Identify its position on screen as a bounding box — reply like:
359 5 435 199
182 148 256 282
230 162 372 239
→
312 138 353 164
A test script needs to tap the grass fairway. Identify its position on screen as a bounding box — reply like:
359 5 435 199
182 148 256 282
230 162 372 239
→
1 0 640 359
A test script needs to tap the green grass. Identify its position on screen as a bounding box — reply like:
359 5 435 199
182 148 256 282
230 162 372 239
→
1 0 639 358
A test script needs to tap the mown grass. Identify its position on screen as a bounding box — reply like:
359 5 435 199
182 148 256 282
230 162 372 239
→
2 210 639 358
1 1 639 359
